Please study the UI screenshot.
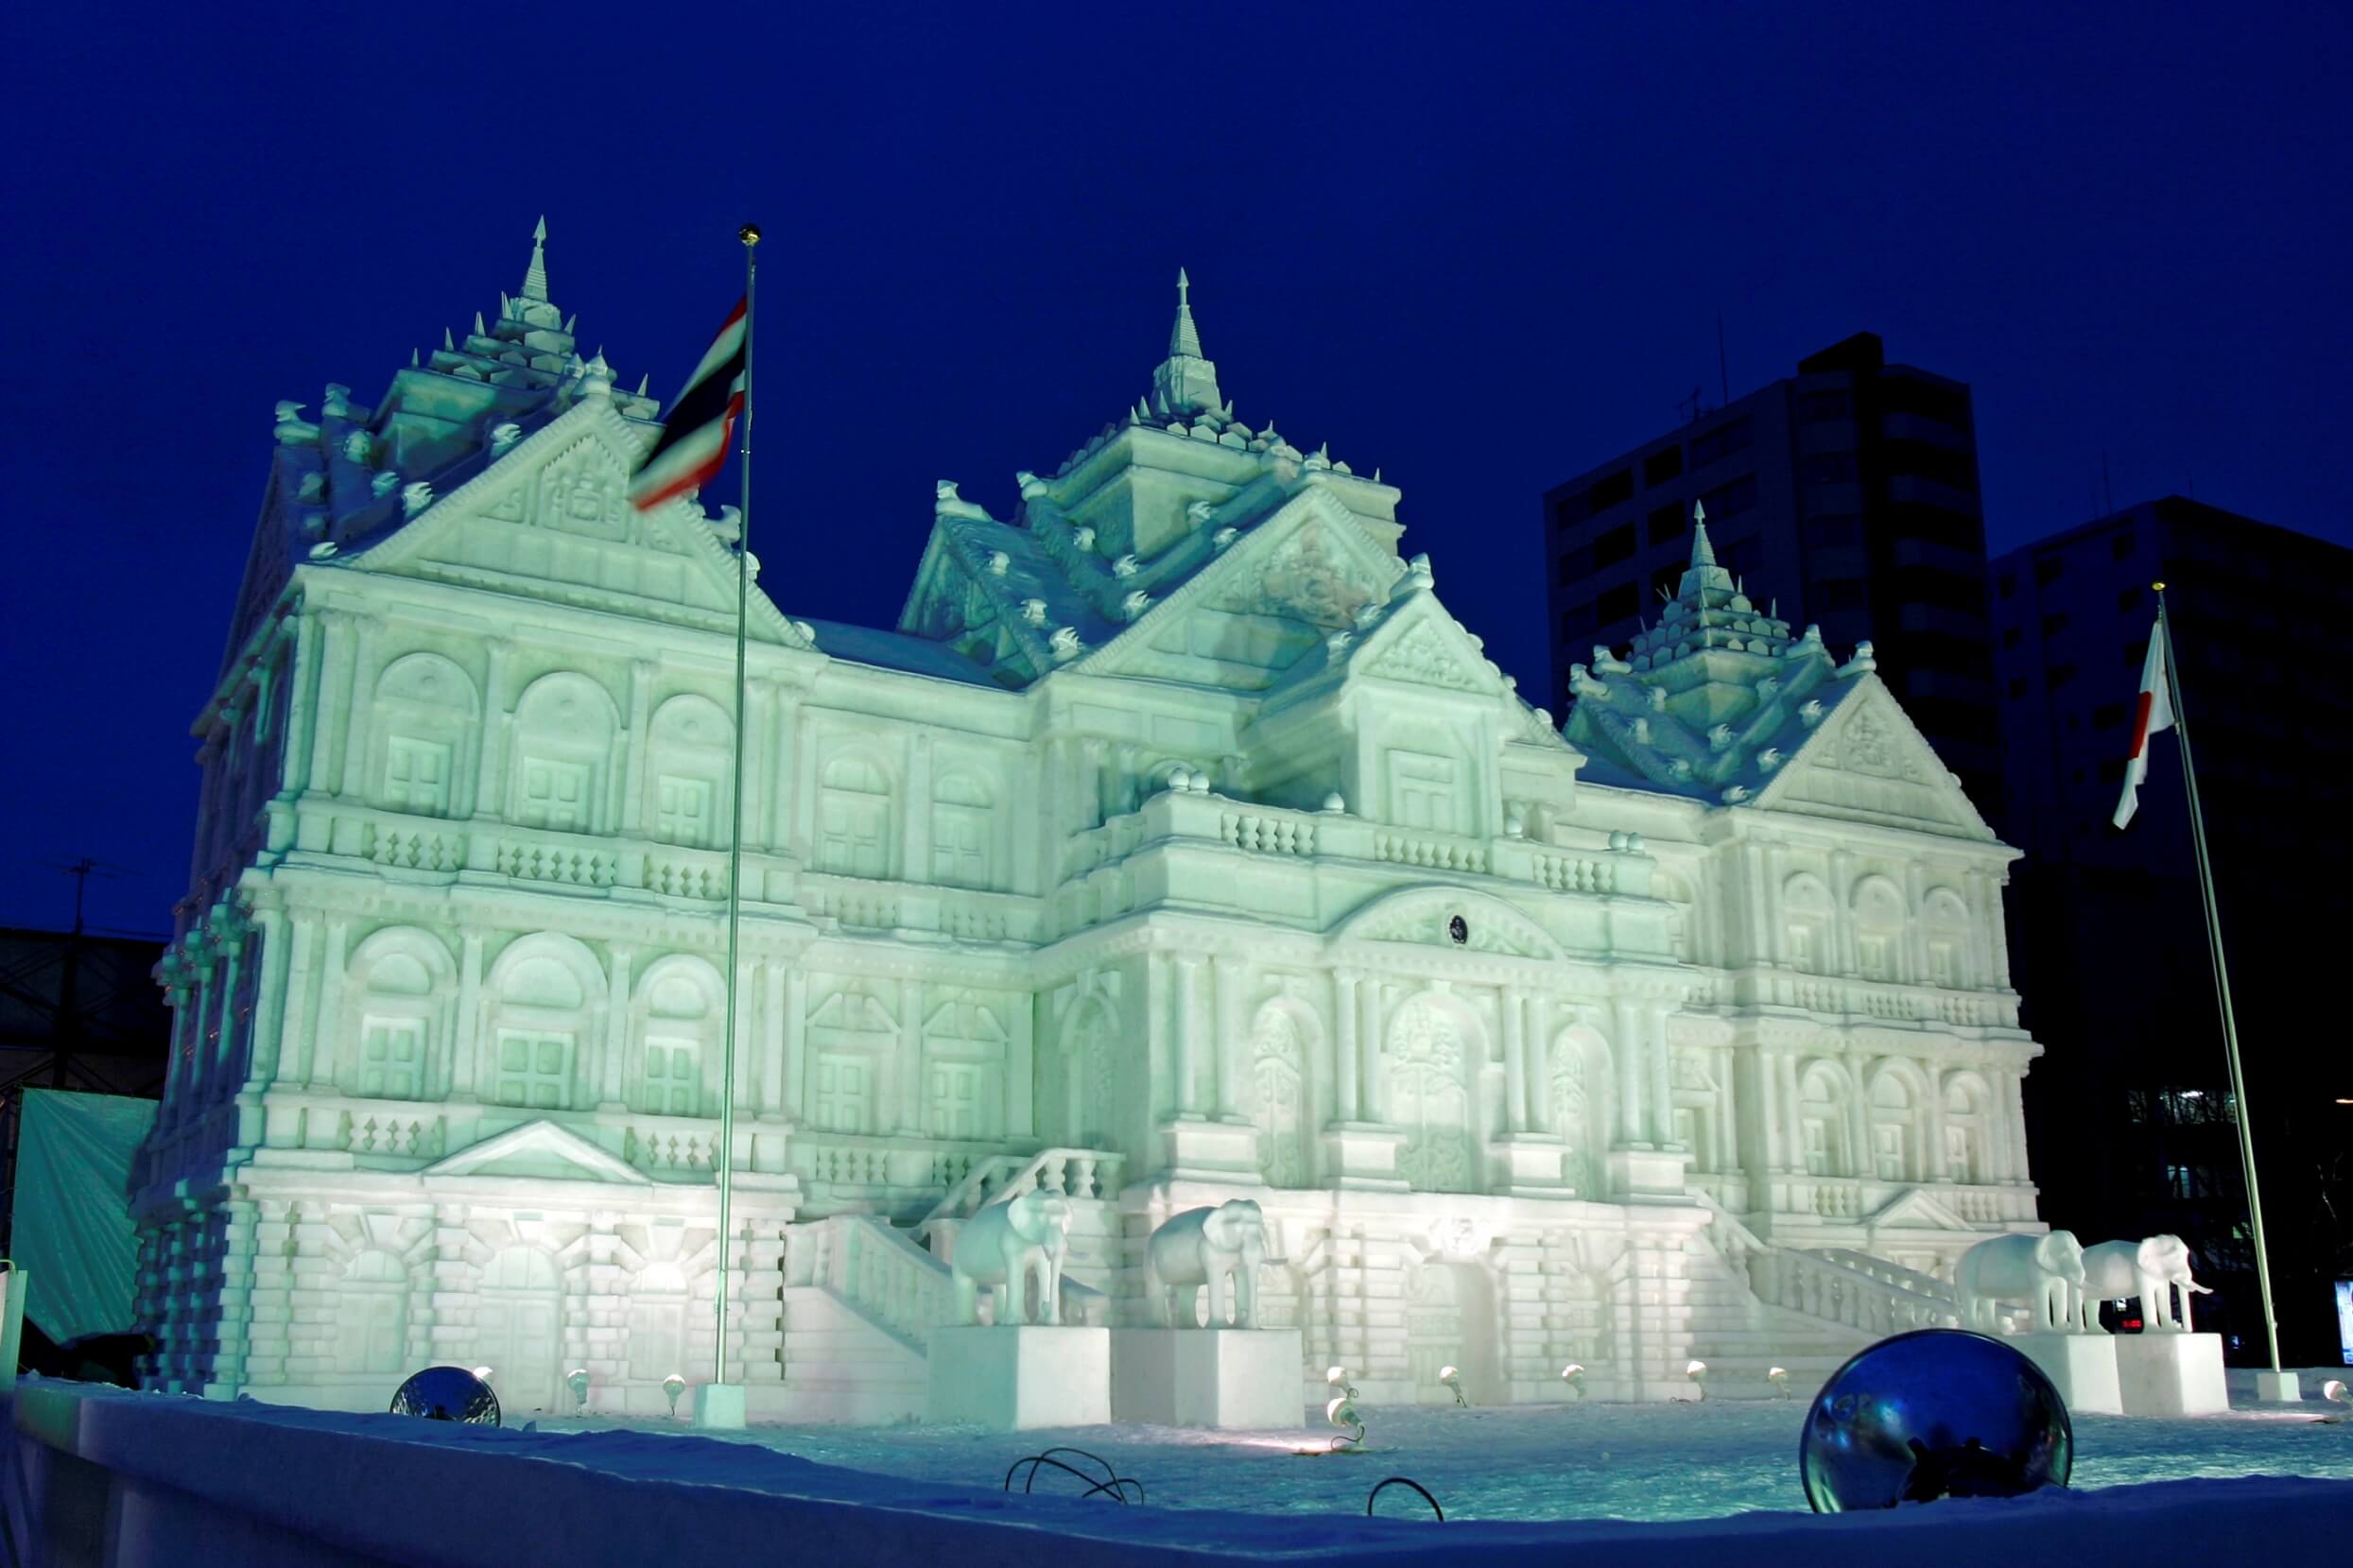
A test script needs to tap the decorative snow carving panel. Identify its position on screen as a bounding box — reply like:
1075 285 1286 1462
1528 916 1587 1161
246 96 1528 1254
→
1388 994 1476 1194
1367 620 1485 693
1247 1002 1312 1188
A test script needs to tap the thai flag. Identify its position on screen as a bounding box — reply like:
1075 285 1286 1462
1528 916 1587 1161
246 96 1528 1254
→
2112 619 2175 828
628 297 747 510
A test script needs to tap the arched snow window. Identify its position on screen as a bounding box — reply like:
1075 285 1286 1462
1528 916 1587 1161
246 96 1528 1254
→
644 695 733 850
1799 1063 1852 1178
1867 1066 1919 1182
633 956 723 1117
508 673 617 835
929 772 995 889
816 751 894 879
1246 1002 1312 1188
371 652 477 818
1386 993 1478 1195
1944 1073 1991 1183
1923 887 1973 990
1782 873 1835 975
484 935 603 1111
1852 876 1909 984
340 926 455 1101
1060 995 1118 1151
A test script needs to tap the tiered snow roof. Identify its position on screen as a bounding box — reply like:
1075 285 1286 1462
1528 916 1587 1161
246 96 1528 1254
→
1564 506 1882 804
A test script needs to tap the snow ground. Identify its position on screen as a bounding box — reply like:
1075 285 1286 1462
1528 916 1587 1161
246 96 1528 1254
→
539 1372 2353 1525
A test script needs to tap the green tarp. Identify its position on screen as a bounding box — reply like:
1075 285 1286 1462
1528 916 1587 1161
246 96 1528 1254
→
9 1089 155 1341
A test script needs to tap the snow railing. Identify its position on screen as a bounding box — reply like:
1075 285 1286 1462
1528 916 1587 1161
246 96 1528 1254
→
1811 1249 2030 1334
1750 1248 1960 1335
805 1215 954 1353
915 1146 1124 1250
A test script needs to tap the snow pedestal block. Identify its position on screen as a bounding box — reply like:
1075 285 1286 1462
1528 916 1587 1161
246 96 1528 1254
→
2253 1370 2303 1403
2114 1334 2228 1416
692 1382 746 1429
926 1325 1111 1430
1109 1328 1305 1429
2012 1331 2123 1416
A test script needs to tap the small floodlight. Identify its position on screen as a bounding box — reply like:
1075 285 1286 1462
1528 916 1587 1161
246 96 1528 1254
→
1324 1365 1350 1387
1438 1365 1467 1407
1686 1358 1708 1400
663 1372 687 1418
566 1368 591 1412
1768 1366 1792 1400
1560 1363 1586 1400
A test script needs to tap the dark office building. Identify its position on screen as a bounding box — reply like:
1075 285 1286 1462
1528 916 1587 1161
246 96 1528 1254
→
1992 496 2353 1364
1544 333 1998 807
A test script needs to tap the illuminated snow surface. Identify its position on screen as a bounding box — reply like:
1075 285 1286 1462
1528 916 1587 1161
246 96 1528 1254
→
541 1376 2353 1524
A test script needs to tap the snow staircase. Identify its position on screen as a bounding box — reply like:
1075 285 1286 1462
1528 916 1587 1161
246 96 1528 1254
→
1686 1197 1995 1400
780 1153 1129 1422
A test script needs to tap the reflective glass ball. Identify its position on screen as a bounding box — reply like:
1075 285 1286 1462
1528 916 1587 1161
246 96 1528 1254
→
1799 1329 2069 1512
389 1366 502 1426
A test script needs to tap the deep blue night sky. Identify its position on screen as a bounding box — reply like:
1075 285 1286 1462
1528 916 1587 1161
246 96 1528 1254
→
4 2 2345 935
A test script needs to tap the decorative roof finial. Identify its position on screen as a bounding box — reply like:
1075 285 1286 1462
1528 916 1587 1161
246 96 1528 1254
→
521 215 551 303
1169 266 1203 359
1688 500 1716 569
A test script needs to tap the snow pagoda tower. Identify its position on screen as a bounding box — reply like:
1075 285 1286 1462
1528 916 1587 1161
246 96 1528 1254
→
135 226 2045 1418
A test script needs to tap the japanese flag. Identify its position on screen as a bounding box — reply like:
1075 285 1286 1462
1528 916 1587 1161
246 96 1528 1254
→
2112 620 2175 829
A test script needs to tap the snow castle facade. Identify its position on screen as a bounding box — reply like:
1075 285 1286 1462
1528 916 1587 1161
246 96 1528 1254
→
136 228 2044 1419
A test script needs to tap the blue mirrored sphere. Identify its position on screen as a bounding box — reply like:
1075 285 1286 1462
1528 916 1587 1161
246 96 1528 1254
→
389 1366 502 1426
1799 1329 2069 1512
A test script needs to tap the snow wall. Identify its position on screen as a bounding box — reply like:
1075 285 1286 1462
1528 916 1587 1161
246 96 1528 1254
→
10 1379 2353 1568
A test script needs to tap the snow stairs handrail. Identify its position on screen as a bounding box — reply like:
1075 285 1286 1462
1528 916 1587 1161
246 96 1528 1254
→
914 1146 1126 1244
805 1214 956 1355
1692 1193 1972 1337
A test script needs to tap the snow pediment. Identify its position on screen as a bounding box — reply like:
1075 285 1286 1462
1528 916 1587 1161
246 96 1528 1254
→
423 1119 649 1186
1333 885 1565 961
1866 1186 1977 1233
1347 593 1507 698
340 403 810 649
1077 488 1401 691
1755 676 1995 839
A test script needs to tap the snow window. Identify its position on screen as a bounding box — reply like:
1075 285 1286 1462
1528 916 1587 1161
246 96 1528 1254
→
926 1061 984 1139
517 757 592 833
929 773 995 889
643 1038 700 1116
383 736 453 817
494 1028 576 1110
654 775 714 847
357 1017 425 1100
818 753 894 879
1387 751 1460 834
812 1051 876 1134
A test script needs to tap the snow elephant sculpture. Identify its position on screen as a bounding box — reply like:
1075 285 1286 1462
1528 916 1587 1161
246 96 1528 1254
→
951 1190 1073 1326
2081 1235 2210 1332
1147 1200 1271 1328
1955 1230 2089 1334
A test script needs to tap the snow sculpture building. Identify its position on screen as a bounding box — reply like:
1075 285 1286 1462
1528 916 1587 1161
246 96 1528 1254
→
136 226 2044 1419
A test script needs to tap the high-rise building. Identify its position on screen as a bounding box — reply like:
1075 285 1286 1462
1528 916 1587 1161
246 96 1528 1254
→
1991 496 2353 1362
1543 333 1998 807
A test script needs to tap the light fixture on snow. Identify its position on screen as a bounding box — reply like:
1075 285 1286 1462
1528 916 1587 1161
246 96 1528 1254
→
1325 1365 1351 1387
472 1365 494 1385
1559 1363 1586 1400
1768 1366 1792 1400
664 1372 687 1418
1438 1365 1467 1407
566 1368 591 1412
1686 1358 1708 1400
1324 1393 1365 1451
2323 1378 2349 1414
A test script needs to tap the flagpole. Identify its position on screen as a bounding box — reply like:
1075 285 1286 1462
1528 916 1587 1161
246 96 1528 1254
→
2154 581 2282 1375
712 221 759 1403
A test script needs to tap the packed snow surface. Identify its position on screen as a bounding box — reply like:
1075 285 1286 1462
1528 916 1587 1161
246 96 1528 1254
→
541 1379 2353 1524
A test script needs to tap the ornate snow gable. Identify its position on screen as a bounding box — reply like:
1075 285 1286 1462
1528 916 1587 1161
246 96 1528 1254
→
1866 1186 1977 1232
1756 674 1994 840
423 1119 649 1184
1076 488 1402 691
340 402 812 648
1353 595 1504 697
1334 885 1566 961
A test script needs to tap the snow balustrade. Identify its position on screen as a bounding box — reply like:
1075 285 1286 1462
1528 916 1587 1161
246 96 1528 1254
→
1699 1196 2023 1338
11 1378 2353 1568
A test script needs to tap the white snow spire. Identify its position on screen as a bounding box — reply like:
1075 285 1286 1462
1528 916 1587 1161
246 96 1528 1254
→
1688 501 1715 567
1169 267 1203 358
1677 500 1736 600
520 215 550 303
1149 267 1221 418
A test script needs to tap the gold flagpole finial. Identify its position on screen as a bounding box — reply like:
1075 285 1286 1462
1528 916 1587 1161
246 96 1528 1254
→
738 222 762 247
2152 579 2167 592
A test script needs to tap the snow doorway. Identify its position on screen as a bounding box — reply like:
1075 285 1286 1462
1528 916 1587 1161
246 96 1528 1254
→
476 1246 563 1413
1404 1260 1502 1405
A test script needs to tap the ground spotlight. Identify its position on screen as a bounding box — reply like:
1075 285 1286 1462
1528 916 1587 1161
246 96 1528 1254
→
1438 1365 1467 1407
664 1372 687 1418
566 1368 590 1412
1686 1358 1708 1400
1560 1363 1585 1400
1768 1366 1791 1400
